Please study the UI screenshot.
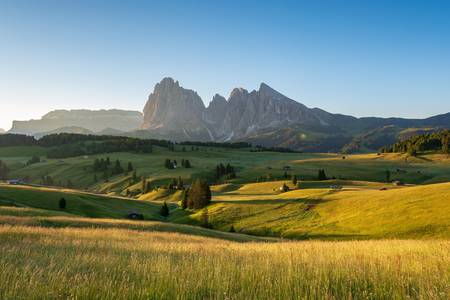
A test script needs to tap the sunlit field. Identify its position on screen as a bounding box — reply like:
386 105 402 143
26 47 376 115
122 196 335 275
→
1 223 449 299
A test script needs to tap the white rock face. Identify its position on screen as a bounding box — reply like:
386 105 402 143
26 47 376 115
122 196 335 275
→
142 78 331 141
141 77 211 141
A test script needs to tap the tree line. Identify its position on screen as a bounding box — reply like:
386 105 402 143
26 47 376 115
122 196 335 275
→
380 130 449 155
215 163 236 180
0 133 175 158
164 158 192 169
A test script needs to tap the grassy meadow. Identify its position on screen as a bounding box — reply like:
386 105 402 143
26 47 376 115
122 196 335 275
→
179 181 450 239
1 145 450 299
0 206 449 299
2 146 450 195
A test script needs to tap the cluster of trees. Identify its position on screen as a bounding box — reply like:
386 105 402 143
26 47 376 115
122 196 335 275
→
168 177 185 190
46 138 155 159
26 155 41 166
41 175 55 186
93 157 134 183
180 159 191 168
380 130 449 156
165 159 192 169
0 160 9 180
0 133 177 159
215 163 236 180
0 134 36 147
181 179 211 209
251 145 301 153
318 169 327 181
179 141 251 149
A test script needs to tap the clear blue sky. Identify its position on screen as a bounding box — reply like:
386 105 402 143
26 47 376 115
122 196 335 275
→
1 0 449 130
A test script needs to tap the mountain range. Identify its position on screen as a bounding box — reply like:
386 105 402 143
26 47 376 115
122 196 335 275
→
7 77 450 152
8 109 143 136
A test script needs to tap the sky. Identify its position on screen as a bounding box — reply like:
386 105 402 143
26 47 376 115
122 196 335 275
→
1 0 449 131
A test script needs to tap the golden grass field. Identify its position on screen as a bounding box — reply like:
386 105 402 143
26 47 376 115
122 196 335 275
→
1 150 449 299
0 208 449 300
183 181 450 239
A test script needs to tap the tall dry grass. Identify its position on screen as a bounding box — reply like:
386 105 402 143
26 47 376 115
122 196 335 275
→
1 225 449 299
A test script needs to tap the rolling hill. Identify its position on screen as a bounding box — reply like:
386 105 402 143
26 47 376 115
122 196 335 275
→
180 181 450 239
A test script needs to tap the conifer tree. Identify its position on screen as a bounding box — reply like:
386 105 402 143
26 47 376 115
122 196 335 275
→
141 176 147 193
160 201 170 217
59 197 66 209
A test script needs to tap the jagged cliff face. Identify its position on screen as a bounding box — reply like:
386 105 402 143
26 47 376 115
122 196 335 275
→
9 109 143 135
141 78 212 141
208 83 325 140
143 78 330 142
140 77 450 151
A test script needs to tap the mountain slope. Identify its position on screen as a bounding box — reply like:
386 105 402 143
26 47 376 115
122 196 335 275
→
9 109 143 135
140 78 449 151
142 78 214 141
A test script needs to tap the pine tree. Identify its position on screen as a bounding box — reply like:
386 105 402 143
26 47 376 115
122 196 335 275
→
106 157 111 165
184 160 191 168
59 197 66 209
318 169 327 181
229 225 236 233
141 176 147 193
132 170 137 182
165 158 173 169
160 201 170 217
187 179 211 209
292 175 298 186
127 162 133 172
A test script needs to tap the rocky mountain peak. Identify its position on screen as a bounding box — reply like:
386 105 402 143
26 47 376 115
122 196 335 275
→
229 87 249 99
157 77 179 89
141 77 210 140
211 93 227 105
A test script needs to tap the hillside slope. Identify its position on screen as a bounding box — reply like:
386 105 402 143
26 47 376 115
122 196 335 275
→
180 181 450 239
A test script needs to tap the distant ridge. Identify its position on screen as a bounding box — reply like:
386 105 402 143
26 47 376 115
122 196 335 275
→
8 109 143 136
